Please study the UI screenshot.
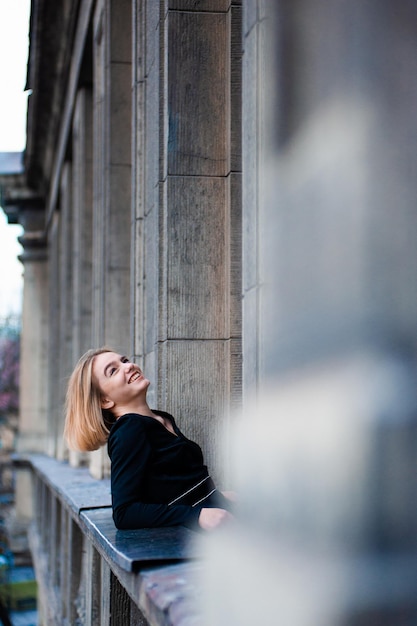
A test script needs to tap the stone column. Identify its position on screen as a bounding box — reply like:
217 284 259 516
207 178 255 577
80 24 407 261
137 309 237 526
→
69 88 94 468
45 165 74 461
91 0 132 477
15 201 48 520
92 0 132 352
72 88 93 365
17 205 49 456
133 1 242 483
57 163 74 460
203 1 417 623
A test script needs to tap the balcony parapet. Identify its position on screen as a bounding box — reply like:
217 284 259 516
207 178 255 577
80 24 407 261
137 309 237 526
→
22 454 204 625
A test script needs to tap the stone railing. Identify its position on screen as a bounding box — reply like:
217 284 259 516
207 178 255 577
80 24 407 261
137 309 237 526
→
23 455 205 625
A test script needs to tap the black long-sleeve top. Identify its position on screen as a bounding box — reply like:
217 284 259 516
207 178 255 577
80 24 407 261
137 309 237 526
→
107 410 228 530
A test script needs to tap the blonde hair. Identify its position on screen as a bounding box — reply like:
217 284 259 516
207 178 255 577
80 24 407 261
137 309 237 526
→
64 347 116 451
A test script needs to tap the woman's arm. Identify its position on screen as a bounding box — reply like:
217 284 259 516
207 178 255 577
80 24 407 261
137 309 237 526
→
221 490 238 502
114 499 201 530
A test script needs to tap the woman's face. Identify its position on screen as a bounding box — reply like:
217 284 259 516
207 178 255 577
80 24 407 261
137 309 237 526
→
92 351 150 411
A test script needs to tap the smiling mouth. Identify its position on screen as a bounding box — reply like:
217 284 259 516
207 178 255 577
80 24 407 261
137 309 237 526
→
128 372 142 384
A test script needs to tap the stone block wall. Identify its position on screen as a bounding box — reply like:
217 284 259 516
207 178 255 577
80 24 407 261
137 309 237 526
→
12 0 243 483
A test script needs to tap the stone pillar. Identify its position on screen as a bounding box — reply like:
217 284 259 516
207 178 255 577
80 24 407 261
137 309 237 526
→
92 0 132 351
72 88 93 365
57 163 74 460
69 88 94 467
47 209 60 459
46 164 74 461
14 202 48 520
202 0 417 623
131 0 159 397
91 0 132 477
132 1 242 482
17 206 49 456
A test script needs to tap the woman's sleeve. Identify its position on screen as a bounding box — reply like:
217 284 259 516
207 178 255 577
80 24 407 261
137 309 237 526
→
109 418 201 530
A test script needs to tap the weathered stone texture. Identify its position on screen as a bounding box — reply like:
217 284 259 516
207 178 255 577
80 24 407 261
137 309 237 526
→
168 11 229 176
159 338 230 482
166 176 228 339
72 88 93 363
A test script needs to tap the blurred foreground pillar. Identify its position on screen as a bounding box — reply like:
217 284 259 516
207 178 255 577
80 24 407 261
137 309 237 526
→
200 0 417 624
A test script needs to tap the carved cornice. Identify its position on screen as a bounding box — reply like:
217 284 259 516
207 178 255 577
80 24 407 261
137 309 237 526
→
0 170 47 263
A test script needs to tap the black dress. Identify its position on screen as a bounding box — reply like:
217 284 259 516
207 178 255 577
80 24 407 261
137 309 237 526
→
107 410 230 529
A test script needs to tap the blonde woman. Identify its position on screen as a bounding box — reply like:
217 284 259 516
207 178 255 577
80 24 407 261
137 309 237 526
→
64 348 234 531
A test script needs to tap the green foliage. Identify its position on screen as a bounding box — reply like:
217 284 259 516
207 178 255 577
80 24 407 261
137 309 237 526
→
0 316 20 421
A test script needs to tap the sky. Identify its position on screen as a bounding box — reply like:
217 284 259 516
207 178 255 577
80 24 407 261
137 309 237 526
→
0 0 31 318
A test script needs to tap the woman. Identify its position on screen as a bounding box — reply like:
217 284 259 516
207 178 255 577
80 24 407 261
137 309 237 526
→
64 347 234 531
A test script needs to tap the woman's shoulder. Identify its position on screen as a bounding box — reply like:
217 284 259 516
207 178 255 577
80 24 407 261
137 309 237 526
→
109 410 174 431
109 413 149 438
107 413 152 456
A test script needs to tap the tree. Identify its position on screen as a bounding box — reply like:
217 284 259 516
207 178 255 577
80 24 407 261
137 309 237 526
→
0 316 20 424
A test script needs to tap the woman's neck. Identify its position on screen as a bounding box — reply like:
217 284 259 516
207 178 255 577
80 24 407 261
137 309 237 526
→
115 400 154 419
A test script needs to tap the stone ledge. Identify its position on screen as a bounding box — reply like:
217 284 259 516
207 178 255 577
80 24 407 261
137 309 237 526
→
25 454 205 625
80 507 202 572
27 453 112 516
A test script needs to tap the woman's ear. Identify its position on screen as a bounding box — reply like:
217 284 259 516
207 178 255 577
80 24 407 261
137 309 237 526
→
101 396 115 410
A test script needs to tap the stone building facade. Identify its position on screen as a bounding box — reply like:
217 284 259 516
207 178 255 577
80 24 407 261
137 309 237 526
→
6 0 246 481
2 0 417 623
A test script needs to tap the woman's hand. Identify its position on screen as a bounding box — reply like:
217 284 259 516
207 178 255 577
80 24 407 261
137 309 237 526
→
221 490 238 502
198 507 233 531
